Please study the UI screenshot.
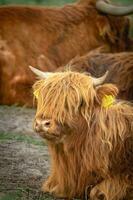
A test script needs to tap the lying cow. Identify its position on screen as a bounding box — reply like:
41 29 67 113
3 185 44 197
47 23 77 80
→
0 0 133 106
30 67 133 200
57 48 133 101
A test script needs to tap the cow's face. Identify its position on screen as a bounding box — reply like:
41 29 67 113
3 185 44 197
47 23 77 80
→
32 71 97 142
31 69 117 143
34 107 91 143
34 114 74 142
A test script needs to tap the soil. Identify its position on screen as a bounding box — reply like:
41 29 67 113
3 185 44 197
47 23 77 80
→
0 106 53 200
0 106 36 136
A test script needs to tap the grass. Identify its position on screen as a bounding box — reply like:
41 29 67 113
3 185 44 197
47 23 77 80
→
0 188 54 200
0 191 22 200
0 132 45 146
0 132 52 200
0 0 76 6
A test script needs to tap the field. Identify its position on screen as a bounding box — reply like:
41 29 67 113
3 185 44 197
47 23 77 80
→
0 106 54 200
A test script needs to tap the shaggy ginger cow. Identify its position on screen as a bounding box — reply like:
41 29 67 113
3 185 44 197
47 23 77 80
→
1 0 133 106
31 67 133 200
57 48 133 101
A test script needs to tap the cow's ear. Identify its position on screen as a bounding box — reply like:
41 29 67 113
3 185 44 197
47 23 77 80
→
95 84 119 107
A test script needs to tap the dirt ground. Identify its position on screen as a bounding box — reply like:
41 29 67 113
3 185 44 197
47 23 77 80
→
0 106 54 200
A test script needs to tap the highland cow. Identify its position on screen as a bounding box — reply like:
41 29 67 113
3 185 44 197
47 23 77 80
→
0 0 133 106
30 67 133 200
57 48 133 101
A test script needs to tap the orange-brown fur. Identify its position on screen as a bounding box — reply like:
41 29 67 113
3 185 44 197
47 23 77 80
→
33 71 133 199
57 48 133 101
0 0 133 106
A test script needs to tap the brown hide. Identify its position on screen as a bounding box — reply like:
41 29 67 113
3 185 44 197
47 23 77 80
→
33 71 133 199
58 49 133 101
0 0 132 106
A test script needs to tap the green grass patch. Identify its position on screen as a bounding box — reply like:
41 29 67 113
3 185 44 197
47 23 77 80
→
0 192 21 200
0 132 45 146
0 0 76 6
0 188 53 200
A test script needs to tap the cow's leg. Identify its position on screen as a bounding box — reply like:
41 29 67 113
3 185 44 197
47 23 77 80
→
42 178 69 198
42 173 66 197
89 177 128 200
41 171 58 193
42 174 73 198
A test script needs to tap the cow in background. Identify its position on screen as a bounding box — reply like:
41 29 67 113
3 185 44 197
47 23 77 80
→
0 0 133 106
30 68 133 200
57 47 133 101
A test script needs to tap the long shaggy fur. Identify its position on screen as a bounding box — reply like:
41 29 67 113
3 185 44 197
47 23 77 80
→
33 71 133 199
0 0 133 106
57 48 133 101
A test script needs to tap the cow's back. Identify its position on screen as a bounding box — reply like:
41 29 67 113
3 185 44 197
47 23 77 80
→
0 2 132 106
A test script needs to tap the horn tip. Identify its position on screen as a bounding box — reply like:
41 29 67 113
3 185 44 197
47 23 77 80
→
29 65 35 71
105 70 109 76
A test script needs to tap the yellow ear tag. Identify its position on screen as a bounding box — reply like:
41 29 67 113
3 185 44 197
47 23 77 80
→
102 95 115 108
33 89 40 99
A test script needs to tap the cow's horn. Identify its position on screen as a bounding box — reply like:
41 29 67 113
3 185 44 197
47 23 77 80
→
96 0 133 16
92 71 108 86
29 66 52 78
